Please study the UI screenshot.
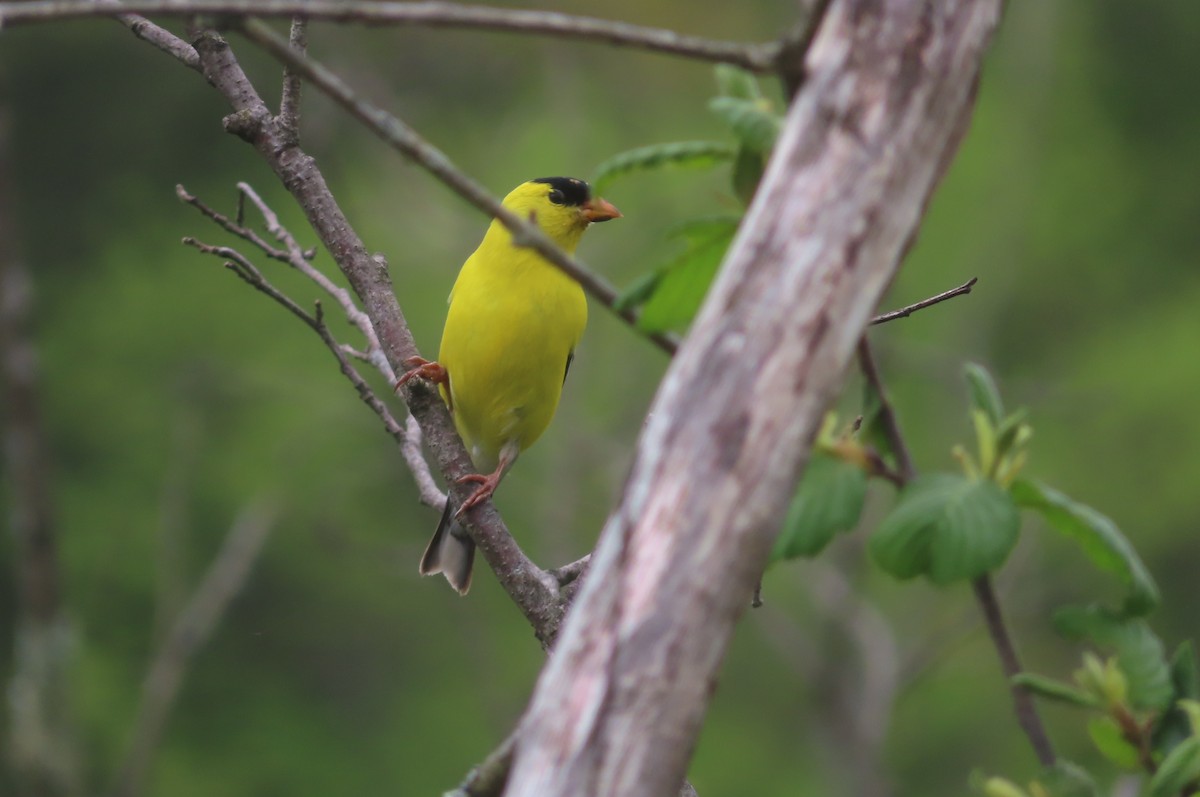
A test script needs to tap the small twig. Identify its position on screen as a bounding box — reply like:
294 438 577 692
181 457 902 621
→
276 16 306 140
869 277 977 326
971 576 1056 767
236 17 681 357
862 446 906 488
773 0 834 97
238 182 389 366
311 304 444 508
109 501 276 797
176 185 292 265
179 183 439 503
0 0 779 73
856 338 916 482
78 0 204 70
181 230 444 509
1112 704 1157 775
548 555 590 587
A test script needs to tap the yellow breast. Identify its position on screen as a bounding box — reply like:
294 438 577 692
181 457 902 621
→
438 239 587 472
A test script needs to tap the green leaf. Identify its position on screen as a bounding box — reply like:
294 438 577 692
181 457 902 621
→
714 64 764 101
869 473 1020 584
1054 605 1173 710
771 452 868 561
590 140 736 193
1011 479 1160 616
1146 736 1200 797
637 217 738 333
613 270 662 313
1086 716 1141 769
1011 673 1100 709
964 362 1005 426
1154 643 1200 754
1033 761 1098 797
708 96 783 153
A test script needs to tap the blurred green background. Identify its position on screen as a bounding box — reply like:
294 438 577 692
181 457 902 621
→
2 1 1198 795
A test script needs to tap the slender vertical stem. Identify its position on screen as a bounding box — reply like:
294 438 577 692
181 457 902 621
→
856 338 915 481
972 576 1056 767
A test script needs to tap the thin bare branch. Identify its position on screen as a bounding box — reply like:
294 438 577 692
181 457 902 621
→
114 12 199 69
110 501 276 797
235 182 388 368
0 0 778 73
276 16 306 140
236 17 680 357
181 223 444 509
869 276 977 325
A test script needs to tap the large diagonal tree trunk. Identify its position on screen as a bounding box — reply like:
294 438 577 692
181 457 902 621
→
506 1 1005 795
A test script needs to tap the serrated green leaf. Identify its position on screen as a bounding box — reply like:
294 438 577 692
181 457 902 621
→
1011 672 1100 708
708 96 783 153
637 218 738 333
1146 736 1200 797
714 64 764 101
965 363 1005 426
869 473 1020 584
1012 479 1160 616
1033 760 1099 797
771 452 868 561
1054 606 1173 710
590 140 736 193
1086 716 1141 769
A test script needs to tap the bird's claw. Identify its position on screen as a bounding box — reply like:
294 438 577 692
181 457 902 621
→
454 472 502 517
394 357 448 392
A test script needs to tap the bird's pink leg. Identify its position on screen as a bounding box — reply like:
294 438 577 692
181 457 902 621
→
394 356 448 392
455 443 518 517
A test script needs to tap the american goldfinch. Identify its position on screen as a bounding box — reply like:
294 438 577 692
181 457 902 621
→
397 177 621 594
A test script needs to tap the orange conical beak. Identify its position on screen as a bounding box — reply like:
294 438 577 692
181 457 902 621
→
580 197 622 223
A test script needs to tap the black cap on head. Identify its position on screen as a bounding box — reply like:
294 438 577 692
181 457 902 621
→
531 176 591 208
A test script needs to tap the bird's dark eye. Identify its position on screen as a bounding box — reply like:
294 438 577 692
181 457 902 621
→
547 188 566 205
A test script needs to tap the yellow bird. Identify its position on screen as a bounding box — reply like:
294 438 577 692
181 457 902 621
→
397 177 621 594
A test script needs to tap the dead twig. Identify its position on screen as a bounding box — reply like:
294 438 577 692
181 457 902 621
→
0 0 779 73
869 277 977 326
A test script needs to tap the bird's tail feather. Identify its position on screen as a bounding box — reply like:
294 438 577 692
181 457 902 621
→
418 499 475 595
